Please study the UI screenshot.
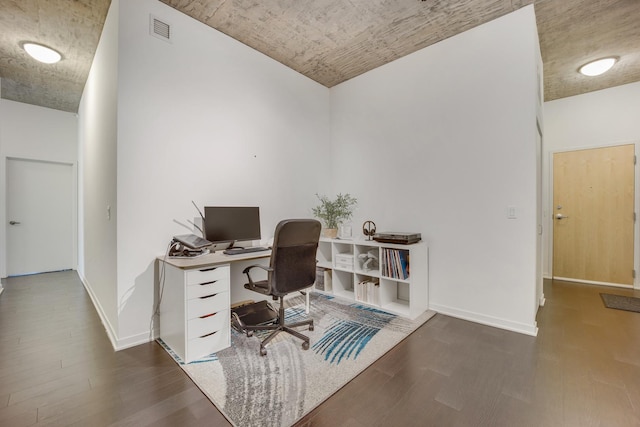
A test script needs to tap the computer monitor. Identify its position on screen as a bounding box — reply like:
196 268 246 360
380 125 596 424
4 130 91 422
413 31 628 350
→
204 206 261 249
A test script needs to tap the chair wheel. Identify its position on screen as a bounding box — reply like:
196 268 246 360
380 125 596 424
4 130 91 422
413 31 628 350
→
309 324 314 331
302 341 310 350
247 331 254 337
260 347 267 356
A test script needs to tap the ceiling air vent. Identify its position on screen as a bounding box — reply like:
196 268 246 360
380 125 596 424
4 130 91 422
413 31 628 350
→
150 15 171 42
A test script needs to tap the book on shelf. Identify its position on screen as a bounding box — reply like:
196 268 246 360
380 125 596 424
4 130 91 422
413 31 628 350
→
315 267 332 292
356 278 380 306
325 270 333 292
381 248 410 280
315 267 325 291
399 250 409 279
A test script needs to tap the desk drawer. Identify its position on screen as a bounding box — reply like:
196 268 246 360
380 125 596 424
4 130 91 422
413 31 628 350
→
187 310 229 340
187 291 229 319
187 278 228 299
187 327 230 361
186 265 230 286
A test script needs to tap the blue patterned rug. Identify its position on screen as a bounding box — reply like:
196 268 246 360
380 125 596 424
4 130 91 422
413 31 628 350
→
163 293 435 427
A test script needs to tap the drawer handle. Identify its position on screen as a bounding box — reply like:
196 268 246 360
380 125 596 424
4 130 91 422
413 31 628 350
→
200 331 217 338
199 280 218 286
200 312 217 319
200 267 218 272
199 293 218 299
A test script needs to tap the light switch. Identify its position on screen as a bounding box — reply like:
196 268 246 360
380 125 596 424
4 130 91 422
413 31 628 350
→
507 205 517 219
107 205 111 220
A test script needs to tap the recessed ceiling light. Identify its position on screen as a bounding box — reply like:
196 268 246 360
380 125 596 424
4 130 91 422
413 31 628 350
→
578 57 617 77
22 42 62 64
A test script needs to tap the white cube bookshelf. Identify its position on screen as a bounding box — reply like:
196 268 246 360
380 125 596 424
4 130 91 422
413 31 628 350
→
314 237 428 319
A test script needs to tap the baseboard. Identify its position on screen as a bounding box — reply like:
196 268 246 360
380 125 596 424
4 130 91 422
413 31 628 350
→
78 271 119 350
553 276 632 288
78 271 158 351
114 331 156 351
539 293 546 306
429 303 538 336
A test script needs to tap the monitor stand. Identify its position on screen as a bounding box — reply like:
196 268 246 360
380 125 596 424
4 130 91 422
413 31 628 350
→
210 241 242 252
227 241 246 250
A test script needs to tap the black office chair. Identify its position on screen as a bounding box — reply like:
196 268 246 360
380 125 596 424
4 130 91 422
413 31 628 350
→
242 219 321 356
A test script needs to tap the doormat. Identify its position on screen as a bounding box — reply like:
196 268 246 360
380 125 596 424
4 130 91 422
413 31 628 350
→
600 293 640 313
159 293 435 427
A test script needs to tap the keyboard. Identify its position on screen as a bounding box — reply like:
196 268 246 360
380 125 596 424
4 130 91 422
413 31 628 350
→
223 246 270 255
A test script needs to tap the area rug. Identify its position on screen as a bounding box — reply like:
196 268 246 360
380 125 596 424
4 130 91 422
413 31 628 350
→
600 293 640 313
159 293 435 427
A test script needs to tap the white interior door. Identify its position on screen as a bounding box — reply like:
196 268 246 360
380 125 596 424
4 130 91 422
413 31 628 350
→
7 158 74 276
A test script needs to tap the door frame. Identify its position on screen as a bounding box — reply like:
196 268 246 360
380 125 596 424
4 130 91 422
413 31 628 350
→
547 141 640 289
536 120 544 307
1 155 78 278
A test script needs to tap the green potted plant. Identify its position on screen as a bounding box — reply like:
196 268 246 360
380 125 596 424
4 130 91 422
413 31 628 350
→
312 193 357 238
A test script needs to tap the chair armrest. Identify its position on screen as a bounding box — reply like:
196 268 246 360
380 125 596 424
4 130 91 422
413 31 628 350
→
243 264 273 292
242 264 272 275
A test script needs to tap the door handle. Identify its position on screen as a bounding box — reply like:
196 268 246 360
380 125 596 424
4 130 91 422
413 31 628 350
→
9 221 21 225
555 214 569 220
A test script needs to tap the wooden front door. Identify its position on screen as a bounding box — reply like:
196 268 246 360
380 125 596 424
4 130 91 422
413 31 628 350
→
553 144 635 286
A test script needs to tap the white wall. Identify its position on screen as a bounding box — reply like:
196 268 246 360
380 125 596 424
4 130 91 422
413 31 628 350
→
0 99 77 278
330 6 540 335
78 1 545 346
113 0 330 347
77 0 119 345
542 81 640 282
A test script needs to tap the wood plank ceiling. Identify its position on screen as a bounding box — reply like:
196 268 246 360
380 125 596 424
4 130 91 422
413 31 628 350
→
1 0 639 113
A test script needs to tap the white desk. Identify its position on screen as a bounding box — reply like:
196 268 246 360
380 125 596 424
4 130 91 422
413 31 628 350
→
160 248 271 270
158 249 312 363
158 250 270 363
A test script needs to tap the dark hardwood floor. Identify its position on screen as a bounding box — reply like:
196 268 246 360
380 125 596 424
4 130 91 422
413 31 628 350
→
1 271 640 426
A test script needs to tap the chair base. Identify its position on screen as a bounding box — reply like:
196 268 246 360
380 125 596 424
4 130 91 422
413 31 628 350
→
243 296 313 356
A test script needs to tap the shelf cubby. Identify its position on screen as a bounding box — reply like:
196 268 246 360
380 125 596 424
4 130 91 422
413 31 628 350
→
316 240 333 269
354 244 380 277
331 269 355 299
314 237 428 319
354 273 380 307
379 278 410 317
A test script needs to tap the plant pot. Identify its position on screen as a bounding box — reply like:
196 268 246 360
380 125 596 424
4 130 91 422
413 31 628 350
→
323 228 338 238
